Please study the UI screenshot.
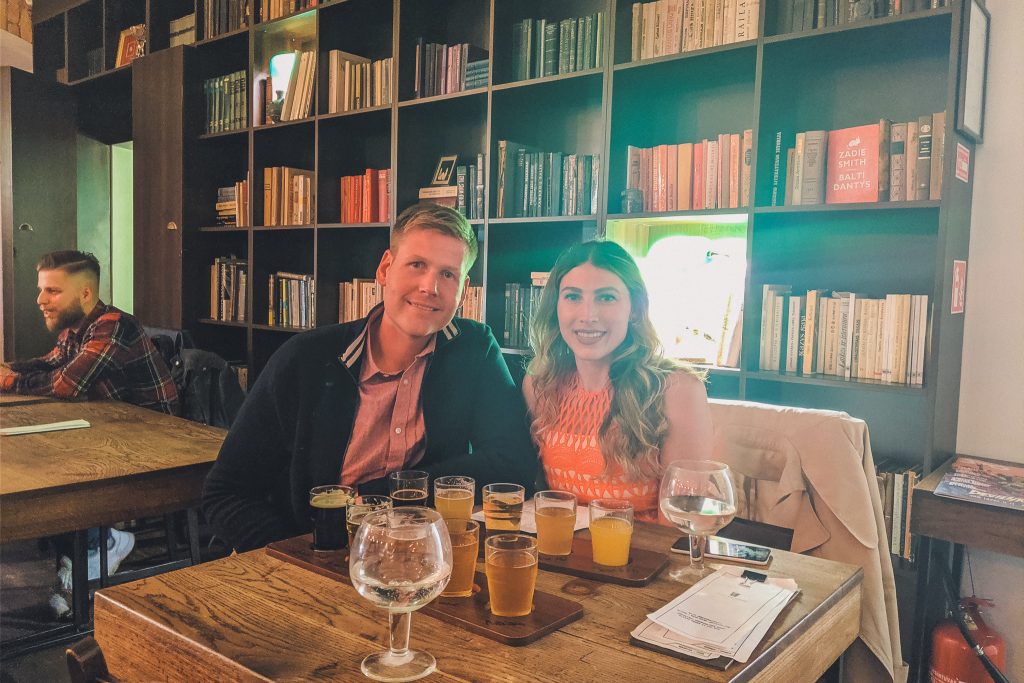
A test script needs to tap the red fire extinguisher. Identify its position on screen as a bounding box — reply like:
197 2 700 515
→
930 597 1007 683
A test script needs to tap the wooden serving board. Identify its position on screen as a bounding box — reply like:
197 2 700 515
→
538 537 669 586
266 535 584 646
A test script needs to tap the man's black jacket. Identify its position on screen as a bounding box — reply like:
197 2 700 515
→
202 311 537 551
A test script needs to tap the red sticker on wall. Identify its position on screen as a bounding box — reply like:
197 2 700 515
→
951 260 967 314
955 143 970 183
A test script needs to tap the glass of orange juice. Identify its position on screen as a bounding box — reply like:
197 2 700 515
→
588 499 633 567
534 490 576 556
434 476 475 521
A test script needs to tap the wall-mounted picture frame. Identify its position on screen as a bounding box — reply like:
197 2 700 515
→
430 155 458 186
956 0 989 143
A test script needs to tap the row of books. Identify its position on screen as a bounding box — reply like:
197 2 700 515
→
510 13 605 82
263 166 315 226
778 0 947 34
277 50 317 122
203 71 247 134
626 130 752 213
214 179 250 226
260 0 310 23
496 141 601 218
268 272 316 328
456 156 486 219
503 282 544 349
412 40 488 99
630 0 760 62
326 52 393 114
340 169 391 224
202 0 249 40
338 278 383 323
458 286 485 324
771 112 946 206
759 286 929 386
169 13 196 47
209 257 247 322
875 459 923 560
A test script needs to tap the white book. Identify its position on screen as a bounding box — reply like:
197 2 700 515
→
873 298 886 381
786 295 801 373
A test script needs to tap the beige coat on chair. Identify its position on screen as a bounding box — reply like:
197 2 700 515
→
709 399 908 683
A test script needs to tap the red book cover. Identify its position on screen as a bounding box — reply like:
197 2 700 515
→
692 141 704 211
377 169 390 222
826 123 881 204
363 168 377 222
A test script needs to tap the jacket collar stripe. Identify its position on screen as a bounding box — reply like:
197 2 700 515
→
337 308 462 369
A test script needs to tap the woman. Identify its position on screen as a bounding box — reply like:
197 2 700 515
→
523 240 713 522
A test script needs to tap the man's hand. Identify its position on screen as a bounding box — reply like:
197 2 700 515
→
0 363 13 379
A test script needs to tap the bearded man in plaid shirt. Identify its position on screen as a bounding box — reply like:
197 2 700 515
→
0 249 179 618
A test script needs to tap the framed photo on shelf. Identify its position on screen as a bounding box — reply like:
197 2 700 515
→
115 24 146 68
956 0 989 143
430 155 458 186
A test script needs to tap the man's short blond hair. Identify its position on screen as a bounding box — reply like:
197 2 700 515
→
391 202 478 270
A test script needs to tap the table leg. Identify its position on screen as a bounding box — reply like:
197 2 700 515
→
72 529 90 631
910 535 933 683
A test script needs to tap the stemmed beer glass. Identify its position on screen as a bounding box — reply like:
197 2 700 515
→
659 460 737 582
349 506 452 682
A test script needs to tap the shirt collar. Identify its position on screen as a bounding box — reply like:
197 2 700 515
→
361 311 437 381
67 301 108 339
339 303 459 370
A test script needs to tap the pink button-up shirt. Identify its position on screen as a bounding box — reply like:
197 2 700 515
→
339 313 433 487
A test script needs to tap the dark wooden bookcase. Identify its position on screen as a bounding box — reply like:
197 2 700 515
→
33 0 974 475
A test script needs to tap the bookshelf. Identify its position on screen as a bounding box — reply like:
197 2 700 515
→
33 0 973 474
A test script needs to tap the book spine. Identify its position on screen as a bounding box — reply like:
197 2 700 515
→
915 114 932 200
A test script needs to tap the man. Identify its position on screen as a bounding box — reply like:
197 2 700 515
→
204 203 536 551
0 250 179 414
1 250 179 616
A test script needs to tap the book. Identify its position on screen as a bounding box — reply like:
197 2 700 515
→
826 122 881 204
933 456 1024 512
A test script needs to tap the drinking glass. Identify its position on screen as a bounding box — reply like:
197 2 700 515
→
388 470 429 507
482 483 525 533
588 499 633 566
349 506 452 682
309 485 355 552
347 495 393 549
659 460 737 582
433 476 475 521
484 534 538 617
534 490 576 556
441 518 479 598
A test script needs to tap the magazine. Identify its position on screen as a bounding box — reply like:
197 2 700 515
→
933 456 1024 512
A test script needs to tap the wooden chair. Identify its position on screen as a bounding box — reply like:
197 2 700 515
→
66 636 119 683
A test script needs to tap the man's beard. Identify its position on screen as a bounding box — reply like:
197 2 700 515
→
46 300 86 332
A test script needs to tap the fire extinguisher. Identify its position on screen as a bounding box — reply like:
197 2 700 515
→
928 559 1010 683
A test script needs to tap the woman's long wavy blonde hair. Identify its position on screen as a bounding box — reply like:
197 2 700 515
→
527 241 703 480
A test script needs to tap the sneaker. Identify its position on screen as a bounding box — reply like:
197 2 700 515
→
86 528 136 580
57 555 73 592
49 592 72 621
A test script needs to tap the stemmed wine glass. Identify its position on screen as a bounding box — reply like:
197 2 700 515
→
349 506 452 682
659 460 737 582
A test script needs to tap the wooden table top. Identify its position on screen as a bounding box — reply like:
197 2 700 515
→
95 523 862 682
0 400 225 543
0 392 63 406
911 457 1024 559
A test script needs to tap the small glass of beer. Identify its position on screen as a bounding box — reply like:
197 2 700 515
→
346 495 393 548
441 518 480 598
309 485 355 552
482 483 525 533
388 470 429 507
534 490 577 556
588 499 634 567
484 534 538 617
434 476 475 521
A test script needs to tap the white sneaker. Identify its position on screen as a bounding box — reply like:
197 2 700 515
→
49 592 72 620
87 528 136 579
57 555 73 592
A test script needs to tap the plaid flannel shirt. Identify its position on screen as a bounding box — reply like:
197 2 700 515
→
0 302 179 415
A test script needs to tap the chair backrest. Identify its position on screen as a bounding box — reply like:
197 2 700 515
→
66 636 119 683
171 348 245 428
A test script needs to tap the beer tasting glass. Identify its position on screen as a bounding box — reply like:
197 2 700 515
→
441 518 480 598
482 483 525 533
659 460 737 581
349 506 452 682
347 495 393 549
534 490 577 556
309 485 355 552
588 499 634 567
484 534 538 617
433 475 475 521
389 470 429 507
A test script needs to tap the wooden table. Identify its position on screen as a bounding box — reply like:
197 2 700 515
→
0 392 62 406
909 457 1024 681
1 399 225 544
94 523 862 682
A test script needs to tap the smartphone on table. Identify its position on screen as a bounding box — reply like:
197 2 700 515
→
670 536 773 566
